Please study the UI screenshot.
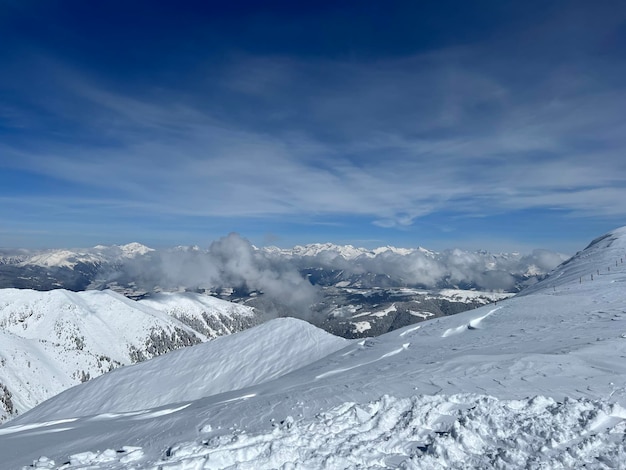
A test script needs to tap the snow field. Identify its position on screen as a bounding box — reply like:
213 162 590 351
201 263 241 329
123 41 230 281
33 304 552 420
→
25 393 626 469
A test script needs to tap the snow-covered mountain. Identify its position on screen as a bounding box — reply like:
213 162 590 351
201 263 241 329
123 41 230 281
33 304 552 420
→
0 251 29 266
0 290 259 423
258 242 567 338
1 242 152 270
0 239 567 341
3 227 626 468
0 243 156 292
262 242 436 260
16 318 347 422
17 243 154 269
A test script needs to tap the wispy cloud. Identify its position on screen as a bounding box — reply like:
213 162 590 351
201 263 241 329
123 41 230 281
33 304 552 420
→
1 2 625 248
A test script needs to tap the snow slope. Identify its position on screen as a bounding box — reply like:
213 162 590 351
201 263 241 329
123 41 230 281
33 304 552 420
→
3 227 626 468
0 290 258 423
18 317 348 421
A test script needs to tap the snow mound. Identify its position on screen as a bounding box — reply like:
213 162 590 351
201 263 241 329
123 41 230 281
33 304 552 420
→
18 317 348 422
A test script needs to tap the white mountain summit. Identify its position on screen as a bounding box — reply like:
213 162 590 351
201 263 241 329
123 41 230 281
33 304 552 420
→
2 227 626 468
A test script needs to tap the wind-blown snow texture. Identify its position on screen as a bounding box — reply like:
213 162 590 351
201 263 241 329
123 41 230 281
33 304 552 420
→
3 227 626 468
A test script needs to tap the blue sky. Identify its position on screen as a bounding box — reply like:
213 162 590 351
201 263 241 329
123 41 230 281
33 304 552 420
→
1 0 625 253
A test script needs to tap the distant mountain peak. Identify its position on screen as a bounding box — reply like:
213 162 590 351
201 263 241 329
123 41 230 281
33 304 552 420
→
116 242 154 257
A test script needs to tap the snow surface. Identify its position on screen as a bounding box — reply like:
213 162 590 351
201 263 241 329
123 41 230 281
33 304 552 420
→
3 227 626 468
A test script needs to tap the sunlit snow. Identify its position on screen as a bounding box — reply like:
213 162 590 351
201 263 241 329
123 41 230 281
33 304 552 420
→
3 227 626 468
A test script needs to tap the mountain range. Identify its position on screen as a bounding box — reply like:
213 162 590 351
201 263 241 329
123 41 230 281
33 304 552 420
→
0 241 565 292
1 227 626 468
0 239 566 340
0 238 571 425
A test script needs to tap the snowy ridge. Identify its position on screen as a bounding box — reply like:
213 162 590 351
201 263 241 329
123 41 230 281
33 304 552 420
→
0 289 259 423
137 292 258 339
3 227 626 468
521 226 626 294
372 245 430 256
0 289 204 422
0 253 28 265
17 243 153 268
16 318 348 421
23 250 104 269
114 242 154 257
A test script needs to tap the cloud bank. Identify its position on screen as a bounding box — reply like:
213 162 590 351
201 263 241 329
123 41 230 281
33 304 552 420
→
109 234 321 317
102 236 568 318
271 246 569 292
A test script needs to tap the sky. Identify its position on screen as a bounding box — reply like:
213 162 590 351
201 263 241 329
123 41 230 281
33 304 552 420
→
1 0 625 253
